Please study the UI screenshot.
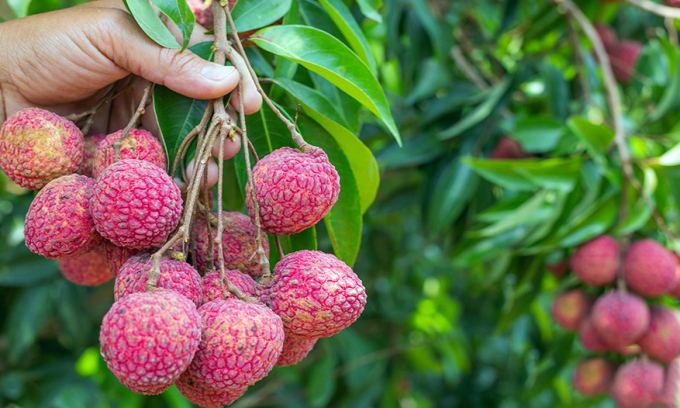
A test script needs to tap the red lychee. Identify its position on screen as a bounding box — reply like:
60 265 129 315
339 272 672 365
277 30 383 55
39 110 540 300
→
101 240 142 275
57 246 114 286
573 358 614 396
92 129 166 179
177 298 284 394
610 40 643 84
611 359 665 408
25 174 102 258
657 360 680 408
260 250 366 339
591 291 650 349
246 146 340 235
90 159 182 249
489 137 530 160
579 317 611 353
0 108 83 190
624 239 677 297
79 132 105 178
638 306 680 363
669 253 680 297
595 24 617 51
99 290 201 395
276 337 318 367
175 379 247 408
115 254 202 307
194 211 269 279
551 289 591 331
569 235 619 287
201 269 256 304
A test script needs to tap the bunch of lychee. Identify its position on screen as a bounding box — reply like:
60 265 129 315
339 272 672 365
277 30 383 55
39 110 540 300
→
1 107 366 407
550 234 680 407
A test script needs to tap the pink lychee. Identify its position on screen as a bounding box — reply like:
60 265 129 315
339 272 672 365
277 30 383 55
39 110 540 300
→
595 24 617 51
246 146 340 235
115 254 202 307
570 235 619 286
550 289 591 331
489 137 530 160
25 174 102 258
573 358 614 396
194 211 269 279
590 291 650 349
57 246 114 286
92 128 166 179
101 240 142 275
175 379 247 408
79 132 105 178
260 250 366 339
611 359 665 408
638 306 680 363
177 298 284 393
624 239 677 297
657 360 680 408
0 107 83 190
99 290 201 395
276 337 318 367
90 159 182 249
201 269 256 304
610 40 643 84
579 317 611 352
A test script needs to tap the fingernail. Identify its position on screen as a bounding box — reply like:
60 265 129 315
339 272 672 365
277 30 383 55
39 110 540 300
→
201 65 235 81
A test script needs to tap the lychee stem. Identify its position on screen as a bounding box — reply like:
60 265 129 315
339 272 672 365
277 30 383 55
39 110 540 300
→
202 184 215 272
222 3 312 153
625 0 680 19
275 235 285 259
170 103 213 178
113 82 154 162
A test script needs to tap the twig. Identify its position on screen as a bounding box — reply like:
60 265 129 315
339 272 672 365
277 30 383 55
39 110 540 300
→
625 0 680 19
171 104 213 177
113 82 154 162
275 235 284 259
450 46 489 90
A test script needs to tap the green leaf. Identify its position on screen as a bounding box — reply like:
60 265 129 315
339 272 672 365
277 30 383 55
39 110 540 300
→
406 58 451 104
252 25 401 145
318 0 377 72
475 191 549 238
7 0 30 18
221 159 245 211
268 227 317 266
356 0 382 23
152 0 195 51
230 0 292 32
153 42 213 175
566 117 614 158
307 345 337 407
274 78 379 213
124 0 179 48
6 284 54 364
511 116 567 153
0 257 58 286
463 157 582 192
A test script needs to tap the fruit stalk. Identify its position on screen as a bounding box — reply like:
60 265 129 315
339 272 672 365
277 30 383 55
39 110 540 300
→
625 0 680 19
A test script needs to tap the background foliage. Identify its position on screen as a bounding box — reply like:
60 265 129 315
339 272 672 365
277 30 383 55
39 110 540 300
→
2 0 679 407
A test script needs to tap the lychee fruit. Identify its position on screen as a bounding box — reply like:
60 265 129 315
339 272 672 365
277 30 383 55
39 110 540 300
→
177 298 284 394
260 250 366 339
246 146 340 235
657 360 680 408
101 240 142 275
611 359 665 408
638 306 680 363
194 211 269 279
99 289 201 395
276 337 318 367
115 254 202 307
666 0 680 7
669 253 680 297
550 289 591 331
489 137 530 160
573 358 614 396
569 235 619 286
590 291 650 349
201 269 256 304
624 239 677 297
175 379 247 408
186 0 237 30
92 128 166 178
579 317 611 353
79 132 105 178
57 246 114 286
595 24 617 51
90 159 182 249
0 107 83 190
25 174 102 258
610 40 643 84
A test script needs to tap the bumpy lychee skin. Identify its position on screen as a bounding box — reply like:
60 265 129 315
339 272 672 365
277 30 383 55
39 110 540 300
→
276 337 318 367
101 240 142 275
573 358 614 396
78 133 105 178
92 129 166 178
638 306 680 363
624 239 678 297
194 212 269 279
246 146 340 235
57 247 114 286
579 317 611 352
90 159 182 249
115 254 202 307
178 299 284 393
260 250 366 339
550 289 591 331
175 378 247 408
591 291 650 349
25 174 102 258
611 359 665 408
570 235 619 287
0 108 83 190
99 290 201 395
201 269 256 304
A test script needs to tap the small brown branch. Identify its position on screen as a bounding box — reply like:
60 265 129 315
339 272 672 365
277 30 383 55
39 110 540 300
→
202 186 215 272
247 139 259 161
625 0 680 19
113 82 154 162
171 104 213 177
275 235 284 259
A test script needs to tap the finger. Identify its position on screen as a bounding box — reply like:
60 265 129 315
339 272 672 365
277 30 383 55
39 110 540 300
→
212 134 241 160
225 52 262 114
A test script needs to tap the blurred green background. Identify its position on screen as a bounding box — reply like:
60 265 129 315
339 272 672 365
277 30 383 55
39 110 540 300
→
4 0 680 407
